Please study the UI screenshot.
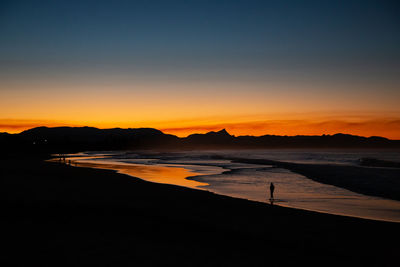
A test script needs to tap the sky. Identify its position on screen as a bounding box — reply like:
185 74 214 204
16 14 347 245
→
1 0 400 138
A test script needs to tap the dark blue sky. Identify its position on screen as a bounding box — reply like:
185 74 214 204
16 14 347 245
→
1 0 399 81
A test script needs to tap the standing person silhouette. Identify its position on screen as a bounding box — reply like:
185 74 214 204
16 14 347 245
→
270 182 275 200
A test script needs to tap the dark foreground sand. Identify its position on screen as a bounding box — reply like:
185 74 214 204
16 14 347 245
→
2 158 399 266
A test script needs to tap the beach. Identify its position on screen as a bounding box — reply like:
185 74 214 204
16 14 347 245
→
3 157 399 266
58 151 400 222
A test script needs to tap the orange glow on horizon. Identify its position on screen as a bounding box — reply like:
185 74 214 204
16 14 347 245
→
160 119 400 139
1 117 400 140
2 77 400 139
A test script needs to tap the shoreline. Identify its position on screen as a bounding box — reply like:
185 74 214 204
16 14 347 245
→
50 157 211 189
227 157 400 201
3 158 400 266
62 154 400 223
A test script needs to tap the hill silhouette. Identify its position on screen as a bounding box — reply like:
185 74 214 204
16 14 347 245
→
1 126 399 157
183 129 235 148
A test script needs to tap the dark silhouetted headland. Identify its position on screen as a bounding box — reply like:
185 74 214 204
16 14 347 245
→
2 126 400 157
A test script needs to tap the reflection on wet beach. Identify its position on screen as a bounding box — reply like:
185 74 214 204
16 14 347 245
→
52 151 400 223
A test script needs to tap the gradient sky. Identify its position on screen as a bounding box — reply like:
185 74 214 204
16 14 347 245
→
1 0 400 138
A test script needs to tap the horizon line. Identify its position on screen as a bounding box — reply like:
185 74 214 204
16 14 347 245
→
2 125 399 141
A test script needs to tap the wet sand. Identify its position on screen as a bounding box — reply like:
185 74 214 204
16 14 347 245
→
65 159 209 188
3 158 400 266
229 157 400 201
189 166 400 223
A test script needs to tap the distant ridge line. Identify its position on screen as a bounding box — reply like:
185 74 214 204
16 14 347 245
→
1 126 399 156
15 126 396 140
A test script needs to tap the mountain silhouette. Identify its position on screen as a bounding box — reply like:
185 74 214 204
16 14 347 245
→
1 126 399 157
184 129 234 148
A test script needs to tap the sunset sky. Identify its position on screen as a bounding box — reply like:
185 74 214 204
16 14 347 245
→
1 0 400 138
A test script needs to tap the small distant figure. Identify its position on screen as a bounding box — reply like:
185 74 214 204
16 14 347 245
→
270 182 275 200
